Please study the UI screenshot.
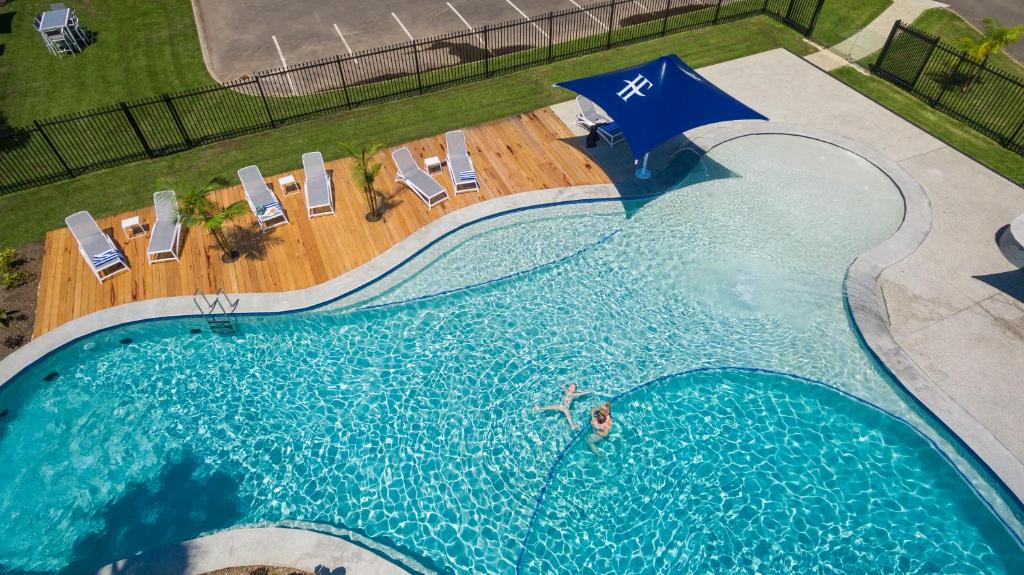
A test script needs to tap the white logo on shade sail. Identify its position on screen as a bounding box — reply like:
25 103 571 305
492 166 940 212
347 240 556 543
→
617 74 654 102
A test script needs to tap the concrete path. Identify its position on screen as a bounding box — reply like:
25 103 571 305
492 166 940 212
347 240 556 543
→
805 0 947 71
695 48 1024 504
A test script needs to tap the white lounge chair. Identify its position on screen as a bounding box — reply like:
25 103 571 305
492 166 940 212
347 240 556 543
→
575 95 611 129
445 130 479 194
65 211 129 282
302 152 335 219
392 147 449 210
238 165 288 231
147 190 182 265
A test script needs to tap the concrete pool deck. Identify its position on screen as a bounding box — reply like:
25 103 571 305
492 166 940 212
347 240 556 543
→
694 49 1024 495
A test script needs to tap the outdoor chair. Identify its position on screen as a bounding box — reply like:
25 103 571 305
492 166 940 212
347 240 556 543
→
65 211 130 282
238 165 288 231
445 130 479 194
392 147 449 210
575 95 611 129
147 190 182 264
302 152 335 218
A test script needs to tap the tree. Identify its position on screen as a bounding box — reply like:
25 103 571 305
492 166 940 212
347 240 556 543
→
342 142 385 221
953 18 1024 92
163 177 249 263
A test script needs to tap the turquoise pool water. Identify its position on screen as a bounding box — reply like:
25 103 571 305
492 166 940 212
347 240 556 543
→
0 135 1021 574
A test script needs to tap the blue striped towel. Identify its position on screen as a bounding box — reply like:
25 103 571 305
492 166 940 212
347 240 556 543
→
258 202 283 217
459 170 476 182
600 122 619 133
91 248 122 268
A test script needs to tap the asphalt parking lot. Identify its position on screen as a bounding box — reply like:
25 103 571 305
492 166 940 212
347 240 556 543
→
194 0 620 82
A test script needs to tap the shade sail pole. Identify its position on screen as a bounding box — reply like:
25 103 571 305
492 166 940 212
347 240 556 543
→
635 153 651 179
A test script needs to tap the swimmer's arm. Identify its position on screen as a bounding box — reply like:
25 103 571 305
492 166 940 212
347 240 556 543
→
570 390 592 399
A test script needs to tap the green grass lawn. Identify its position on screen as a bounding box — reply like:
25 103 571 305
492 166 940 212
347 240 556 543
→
0 0 211 127
0 16 813 248
811 0 892 47
832 66 1024 184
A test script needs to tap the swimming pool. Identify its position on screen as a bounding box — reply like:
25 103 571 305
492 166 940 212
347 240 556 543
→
1 135 1021 574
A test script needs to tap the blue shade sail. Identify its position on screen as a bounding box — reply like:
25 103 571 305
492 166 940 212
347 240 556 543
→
556 54 768 160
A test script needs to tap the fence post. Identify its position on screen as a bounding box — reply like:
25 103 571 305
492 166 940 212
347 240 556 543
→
254 75 276 127
162 94 192 147
413 41 424 93
783 0 796 23
119 102 154 159
806 0 826 37
547 13 555 61
606 0 616 48
33 120 74 178
335 55 352 109
661 0 671 35
484 25 491 76
871 20 902 75
714 0 723 24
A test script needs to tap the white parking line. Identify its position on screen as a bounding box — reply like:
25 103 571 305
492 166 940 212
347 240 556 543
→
446 2 488 48
271 34 298 96
633 0 653 11
504 0 549 39
333 23 358 62
569 0 608 30
391 12 415 41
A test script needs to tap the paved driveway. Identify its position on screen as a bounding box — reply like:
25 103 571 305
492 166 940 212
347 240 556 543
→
193 0 617 82
943 0 1024 61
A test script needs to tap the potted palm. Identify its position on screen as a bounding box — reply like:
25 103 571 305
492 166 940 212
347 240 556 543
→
166 177 249 263
342 142 385 221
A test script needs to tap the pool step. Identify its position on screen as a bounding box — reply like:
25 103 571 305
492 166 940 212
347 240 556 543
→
193 289 240 336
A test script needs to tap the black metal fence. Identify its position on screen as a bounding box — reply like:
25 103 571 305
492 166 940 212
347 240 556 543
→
0 0 824 195
872 20 1024 155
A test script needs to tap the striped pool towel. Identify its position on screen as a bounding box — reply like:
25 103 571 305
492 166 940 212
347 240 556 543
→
459 170 476 182
258 202 283 217
600 122 619 133
91 248 122 268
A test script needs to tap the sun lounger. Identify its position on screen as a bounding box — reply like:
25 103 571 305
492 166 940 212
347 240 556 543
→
238 165 288 231
146 190 182 264
302 152 335 219
445 130 479 194
392 147 449 210
575 95 611 129
65 211 129 282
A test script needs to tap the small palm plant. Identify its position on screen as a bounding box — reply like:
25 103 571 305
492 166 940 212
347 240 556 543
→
342 142 385 221
952 18 1024 92
165 177 249 263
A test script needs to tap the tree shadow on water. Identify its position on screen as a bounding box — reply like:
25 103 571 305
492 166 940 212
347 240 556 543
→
58 453 243 575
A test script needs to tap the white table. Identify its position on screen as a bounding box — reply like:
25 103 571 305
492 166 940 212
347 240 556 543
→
279 174 301 196
121 216 147 241
424 156 443 175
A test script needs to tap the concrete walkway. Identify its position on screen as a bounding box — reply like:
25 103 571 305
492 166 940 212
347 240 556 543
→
696 48 1024 502
805 0 947 71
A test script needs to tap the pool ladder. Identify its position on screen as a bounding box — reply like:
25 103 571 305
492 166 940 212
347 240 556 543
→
193 289 239 335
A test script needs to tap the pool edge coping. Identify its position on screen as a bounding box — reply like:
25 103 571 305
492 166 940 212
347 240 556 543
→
4 124 1023 563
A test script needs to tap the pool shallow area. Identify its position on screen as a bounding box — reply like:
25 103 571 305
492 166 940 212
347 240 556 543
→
0 134 1021 574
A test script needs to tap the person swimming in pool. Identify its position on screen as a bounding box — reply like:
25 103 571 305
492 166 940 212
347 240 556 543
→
588 402 612 455
534 383 591 429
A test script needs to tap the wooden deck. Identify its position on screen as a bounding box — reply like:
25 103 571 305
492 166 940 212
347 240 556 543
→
33 108 612 336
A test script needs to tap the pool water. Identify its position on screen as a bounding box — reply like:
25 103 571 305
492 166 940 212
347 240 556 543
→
0 135 1021 574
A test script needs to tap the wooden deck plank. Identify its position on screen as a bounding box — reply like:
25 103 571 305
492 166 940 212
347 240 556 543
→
32 110 609 336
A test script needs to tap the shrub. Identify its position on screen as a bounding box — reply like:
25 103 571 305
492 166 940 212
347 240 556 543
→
0 247 30 289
